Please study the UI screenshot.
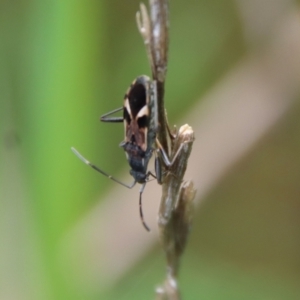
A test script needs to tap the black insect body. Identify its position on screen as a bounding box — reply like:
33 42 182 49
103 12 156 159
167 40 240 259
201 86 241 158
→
122 76 159 183
72 75 181 231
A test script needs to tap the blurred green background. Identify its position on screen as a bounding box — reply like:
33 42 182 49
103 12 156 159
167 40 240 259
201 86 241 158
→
1 0 300 299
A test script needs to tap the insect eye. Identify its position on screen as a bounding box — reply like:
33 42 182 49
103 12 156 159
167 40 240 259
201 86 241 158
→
124 107 131 124
137 115 148 128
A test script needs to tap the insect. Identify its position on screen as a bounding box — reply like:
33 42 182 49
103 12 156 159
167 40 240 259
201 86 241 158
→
72 75 182 231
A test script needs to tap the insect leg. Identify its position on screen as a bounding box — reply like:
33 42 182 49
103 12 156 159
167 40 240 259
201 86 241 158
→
166 122 177 140
100 107 123 123
150 80 175 140
139 183 150 232
154 152 163 184
149 80 159 132
71 147 136 189
155 138 185 168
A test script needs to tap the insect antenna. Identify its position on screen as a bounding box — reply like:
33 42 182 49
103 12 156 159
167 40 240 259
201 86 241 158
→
139 183 151 231
71 147 136 189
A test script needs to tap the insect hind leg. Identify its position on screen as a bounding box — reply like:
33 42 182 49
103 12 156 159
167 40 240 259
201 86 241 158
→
139 183 151 232
138 168 161 232
71 147 136 189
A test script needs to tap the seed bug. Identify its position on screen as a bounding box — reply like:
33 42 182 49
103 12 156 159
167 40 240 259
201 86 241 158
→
72 75 184 231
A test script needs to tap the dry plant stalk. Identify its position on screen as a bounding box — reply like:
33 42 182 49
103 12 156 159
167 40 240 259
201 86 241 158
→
137 1 196 299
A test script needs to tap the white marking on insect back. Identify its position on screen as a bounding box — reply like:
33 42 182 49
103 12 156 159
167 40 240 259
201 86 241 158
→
124 98 132 117
141 127 148 151
136 105 149 118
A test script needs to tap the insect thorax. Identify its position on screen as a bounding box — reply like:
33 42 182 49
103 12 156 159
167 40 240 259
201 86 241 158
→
120 142 152 183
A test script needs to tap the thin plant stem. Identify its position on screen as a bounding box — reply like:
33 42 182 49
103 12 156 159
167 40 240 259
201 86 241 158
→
137 1 196 299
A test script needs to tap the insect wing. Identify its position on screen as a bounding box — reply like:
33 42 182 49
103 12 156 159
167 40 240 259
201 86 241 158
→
123 76 151 152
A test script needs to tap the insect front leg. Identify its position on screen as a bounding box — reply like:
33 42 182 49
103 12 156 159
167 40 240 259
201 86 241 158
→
154 151 163 184
155 138 186 169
